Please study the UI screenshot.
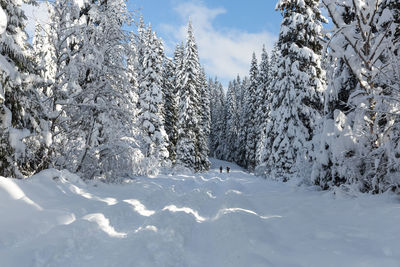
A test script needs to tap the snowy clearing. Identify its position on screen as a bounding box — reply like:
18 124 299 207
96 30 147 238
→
1 159 399 267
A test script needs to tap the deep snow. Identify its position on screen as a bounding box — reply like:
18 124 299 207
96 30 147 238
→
0 159 399 267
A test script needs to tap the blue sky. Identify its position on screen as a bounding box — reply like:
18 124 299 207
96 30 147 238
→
24 0 282 86
128 0 281 36
128 0 280 85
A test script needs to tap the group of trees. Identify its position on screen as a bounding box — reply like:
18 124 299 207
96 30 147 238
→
0 0 210 181
210 0 400 194
2 0 399 194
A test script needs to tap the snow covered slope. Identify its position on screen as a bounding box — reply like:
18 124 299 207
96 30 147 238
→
0 159 399 267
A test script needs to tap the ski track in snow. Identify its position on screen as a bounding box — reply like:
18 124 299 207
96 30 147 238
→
0 158 400 267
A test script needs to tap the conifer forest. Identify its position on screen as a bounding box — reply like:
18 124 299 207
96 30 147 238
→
2 0 399 193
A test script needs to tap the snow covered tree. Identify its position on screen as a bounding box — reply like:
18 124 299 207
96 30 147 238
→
225 81 239 162
136 25 169 167
256 44 280 174
209 78 226 159
199 68 211 147
33 0 81 169
263 0 326 180
244 53 259 170
313 0 400 192
197 67 211 170
162 57 178 164
176 21 210 171
126 31 139 98
236 76 250 166
255 46 271 166
50 0 141 180
0 0 50 178
32 5 58 90
134 15 146 88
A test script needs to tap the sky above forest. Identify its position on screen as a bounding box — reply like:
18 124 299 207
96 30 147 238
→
23 0 282 86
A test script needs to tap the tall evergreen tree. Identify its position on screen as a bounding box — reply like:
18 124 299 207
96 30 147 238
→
264 0 326 180
162 57 178 164
137 25 169 166
0 0 50 178
255 46 271 166
209 78 226 159
257 44 280 171
197 67 211 170
236 76 250 166
176 21 210 171
244 52 259 170
135 15 146 88
225 81 239 162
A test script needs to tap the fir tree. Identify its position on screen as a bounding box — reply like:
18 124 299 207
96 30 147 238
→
209 78 226 159
255 46 271 166
244 52 259 170
137 25 169 166
162 57 178 164
225 81 238 162
197 67 211 170
176 21 210 171
257 44 280 174
265 0 326 180
236 76 250 167
0 0 50 178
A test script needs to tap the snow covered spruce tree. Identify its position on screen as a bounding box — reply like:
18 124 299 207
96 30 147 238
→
313 0 400 192
209 78 226 159
162 57 178 164
260 0 326 180
0 0 50 178
244 53 259 170
236 76 250 166
199 67 211 158
225 81 239 163
175 21 210 172
136 25 169 170
50 0 141 180
195 75 211 171
255 46 270 166
257 44 280 174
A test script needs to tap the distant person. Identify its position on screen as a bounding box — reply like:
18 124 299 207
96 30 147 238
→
219 166 223 173
226 166 230 173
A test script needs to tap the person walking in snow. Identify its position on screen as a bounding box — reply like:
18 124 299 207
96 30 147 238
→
219 166 223 173
226 166 230 173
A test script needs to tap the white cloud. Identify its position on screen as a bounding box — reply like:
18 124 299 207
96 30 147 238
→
160 1 277 86
22 2 49 39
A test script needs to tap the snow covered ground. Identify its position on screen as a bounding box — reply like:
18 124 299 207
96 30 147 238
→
1 159 399 267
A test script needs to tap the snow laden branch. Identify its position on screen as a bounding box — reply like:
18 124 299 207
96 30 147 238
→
323 0 395 92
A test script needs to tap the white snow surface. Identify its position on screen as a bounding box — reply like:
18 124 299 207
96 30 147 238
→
0 159 399 267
